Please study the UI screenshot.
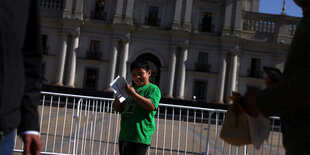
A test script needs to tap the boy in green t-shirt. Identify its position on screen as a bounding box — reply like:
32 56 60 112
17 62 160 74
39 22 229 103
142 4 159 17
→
113 60 161 155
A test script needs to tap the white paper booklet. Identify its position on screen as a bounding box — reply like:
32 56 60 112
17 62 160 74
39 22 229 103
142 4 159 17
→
109 75 128 103
246 113 271 149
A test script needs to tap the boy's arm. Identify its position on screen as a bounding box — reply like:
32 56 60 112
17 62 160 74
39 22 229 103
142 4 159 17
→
113 97 122 112
125 84 155 111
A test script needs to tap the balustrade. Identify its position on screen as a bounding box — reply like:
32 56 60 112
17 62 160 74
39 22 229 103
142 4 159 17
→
243 11 300 36
40 0 63 9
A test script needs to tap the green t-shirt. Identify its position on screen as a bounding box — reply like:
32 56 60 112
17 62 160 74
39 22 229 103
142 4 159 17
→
118 83 161 145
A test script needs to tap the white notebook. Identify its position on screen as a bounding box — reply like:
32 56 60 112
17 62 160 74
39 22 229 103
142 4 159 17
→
109 75 129 103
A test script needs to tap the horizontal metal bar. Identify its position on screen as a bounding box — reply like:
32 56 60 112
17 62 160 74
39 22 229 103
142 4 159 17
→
41 91 114 101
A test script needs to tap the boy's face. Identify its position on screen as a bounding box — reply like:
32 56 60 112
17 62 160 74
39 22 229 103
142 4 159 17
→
131 68 151 87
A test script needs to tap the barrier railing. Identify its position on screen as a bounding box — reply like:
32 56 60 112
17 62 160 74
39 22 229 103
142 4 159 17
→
13 91 285 155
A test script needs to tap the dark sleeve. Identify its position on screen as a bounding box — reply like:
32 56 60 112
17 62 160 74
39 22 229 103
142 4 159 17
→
18 0 42 133
256 23 310 116
256 70 310 116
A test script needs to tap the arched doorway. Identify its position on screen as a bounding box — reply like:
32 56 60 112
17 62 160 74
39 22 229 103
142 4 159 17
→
135 53 161 86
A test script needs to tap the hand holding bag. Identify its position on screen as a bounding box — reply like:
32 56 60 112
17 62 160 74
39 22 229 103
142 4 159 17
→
220 92 251 146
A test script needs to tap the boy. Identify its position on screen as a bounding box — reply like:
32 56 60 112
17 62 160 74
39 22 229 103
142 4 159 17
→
113 60 161 155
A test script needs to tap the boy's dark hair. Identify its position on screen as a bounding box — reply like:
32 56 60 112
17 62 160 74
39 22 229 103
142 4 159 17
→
130 59 150 72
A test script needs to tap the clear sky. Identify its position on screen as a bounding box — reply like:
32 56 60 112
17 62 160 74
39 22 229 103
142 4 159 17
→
259 0 302 17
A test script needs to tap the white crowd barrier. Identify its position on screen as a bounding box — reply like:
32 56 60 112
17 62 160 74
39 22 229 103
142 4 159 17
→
13 91 284 155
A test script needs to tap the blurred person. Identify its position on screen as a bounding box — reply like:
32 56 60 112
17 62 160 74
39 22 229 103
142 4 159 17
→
0 0 42 154
244 0 310 154
113 60 161 155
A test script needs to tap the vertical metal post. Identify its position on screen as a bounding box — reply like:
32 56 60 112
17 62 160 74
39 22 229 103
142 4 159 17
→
72 98 82 154
192 110 196 155
214 112 219 155
204 111 213 155
60 97 68 153
155 107 160 155
170 108 175 155
185 109 189 155
163 107 167 155
177 109 182 155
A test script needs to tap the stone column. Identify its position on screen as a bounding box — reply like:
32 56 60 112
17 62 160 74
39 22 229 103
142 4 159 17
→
63 0 73 18
176 47 188 99
227 52 238 102
83 0 92 20
55 34 68 86
230 53 238 91
172 0 183 29
166 45 177 98
234 0 243 31
119 39 130 78
216 52 227 103
276 16 291 43
106 39 119 91
223 0 233 32
73 0 84 20
124 0 135 24
113 0 124 23
66 31 80 87
183 0 193 31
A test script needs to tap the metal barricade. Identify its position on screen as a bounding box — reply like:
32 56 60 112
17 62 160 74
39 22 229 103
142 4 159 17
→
13 91 285 155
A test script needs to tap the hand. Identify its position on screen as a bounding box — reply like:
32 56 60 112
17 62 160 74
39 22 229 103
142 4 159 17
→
113 97 122 112
125 84 136 96
230 91 242 103
114 97 120 102
23 134 41 155
244 91 260 116
265 78 277 88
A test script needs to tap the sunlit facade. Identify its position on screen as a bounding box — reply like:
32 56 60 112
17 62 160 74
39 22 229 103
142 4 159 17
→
40 0 300 103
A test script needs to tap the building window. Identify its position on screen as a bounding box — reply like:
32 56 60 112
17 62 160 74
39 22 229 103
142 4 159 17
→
193 80 207 100
145 6 160 26
93 0 106 20
200 12 213 32
247 58 262 78
84 68 99 89
86 40 102 60
89 40 100 53
41 34 48 54
195 52 210 72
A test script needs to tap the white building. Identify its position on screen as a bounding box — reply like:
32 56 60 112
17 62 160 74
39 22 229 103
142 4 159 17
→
40 0 300 103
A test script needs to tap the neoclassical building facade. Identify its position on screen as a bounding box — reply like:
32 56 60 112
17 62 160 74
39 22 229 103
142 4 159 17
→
40 0 300 103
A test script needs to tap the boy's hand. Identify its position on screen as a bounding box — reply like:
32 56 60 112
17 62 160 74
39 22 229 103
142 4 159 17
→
114 97 120 102
113 97 122 112
125 84 136 96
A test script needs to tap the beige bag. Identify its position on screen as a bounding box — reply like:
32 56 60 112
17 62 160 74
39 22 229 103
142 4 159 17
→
220 100 251 146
